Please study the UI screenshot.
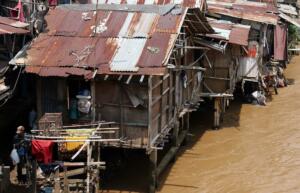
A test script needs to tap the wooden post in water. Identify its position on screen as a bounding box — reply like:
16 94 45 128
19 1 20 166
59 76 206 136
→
149 149 157 193
213 98 221 129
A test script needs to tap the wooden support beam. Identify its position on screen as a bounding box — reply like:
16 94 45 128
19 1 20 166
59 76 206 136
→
213 98 221 129
126 75 133 84
104 75 109 81
140 75 145 83
118 75 123 81
54 168 60 193
59 168 86 178
156 129 188 177
63 167 69 193
159 76 164 134
147 75 153 151
63 162 105 167
169 65 206 71
168 72 173 124
91 80 96 122
204 76 230 81
149 149 157 193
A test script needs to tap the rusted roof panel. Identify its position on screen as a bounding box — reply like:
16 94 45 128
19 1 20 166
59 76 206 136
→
46 8 184 38
205 19 250 46
137 33 176 67
207 1 279 25
11 5 213 77
0 16 29 35
229 26 250 46
278 4 298 16
0 16 29 28
0 23 29 34
279 13 300 28
92 0 204 8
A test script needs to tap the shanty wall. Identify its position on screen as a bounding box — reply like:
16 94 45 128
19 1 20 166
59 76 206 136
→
202 45 242 94
35 36 198 149
94 78 149 148
36 77 68 121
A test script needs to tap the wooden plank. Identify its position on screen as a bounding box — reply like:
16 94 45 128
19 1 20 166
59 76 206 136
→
63 167 68 193
91 80 96 122
59 168 86 178
149 149 157 193
147 75 153 150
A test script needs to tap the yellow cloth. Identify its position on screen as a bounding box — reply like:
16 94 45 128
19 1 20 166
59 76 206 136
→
65 136 87 151
64 128 95 152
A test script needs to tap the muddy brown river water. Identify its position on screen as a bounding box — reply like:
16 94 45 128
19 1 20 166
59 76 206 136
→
101 55 300 193
157 56 300 193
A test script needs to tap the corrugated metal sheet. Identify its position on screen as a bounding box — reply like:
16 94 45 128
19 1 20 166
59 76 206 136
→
207 1 279 25
205 19 250 46
212 27 230 40
10 5 213 77
46 8 185 38
279 13 300 28
0 16 29 28
0 16 29 35
110 38 147 71
90 0 205 8
228 26 250 46
0 23 29 34
278 4 298 16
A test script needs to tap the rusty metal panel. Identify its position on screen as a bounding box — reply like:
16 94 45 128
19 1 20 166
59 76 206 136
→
156 12 183 34
11 4 215 77
93 0 204 8
0 16 29 28
206 19 250 46
0 23 29 34
207 2 279 25
137 33 177 67
229 26 250 46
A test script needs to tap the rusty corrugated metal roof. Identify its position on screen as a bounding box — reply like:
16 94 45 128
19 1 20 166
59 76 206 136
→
0 16 29 28
0 16 29 35
89 0 206 9
10 5 213 77
206 19 250 46
207 0 279 25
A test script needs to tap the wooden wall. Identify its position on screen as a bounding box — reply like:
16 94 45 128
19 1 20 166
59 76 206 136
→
202 45 242 94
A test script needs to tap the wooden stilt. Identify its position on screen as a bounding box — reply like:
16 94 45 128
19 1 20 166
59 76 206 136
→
63 166 69 193
149 149 157 193
53 168 60 193
172 120 180 146
213 98 221 129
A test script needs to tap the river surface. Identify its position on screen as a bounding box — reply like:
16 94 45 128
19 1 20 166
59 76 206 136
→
157 55 300 193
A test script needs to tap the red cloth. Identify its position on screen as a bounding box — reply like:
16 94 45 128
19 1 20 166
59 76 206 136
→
31 140 54 164
274 24 287 61
48 0 58 6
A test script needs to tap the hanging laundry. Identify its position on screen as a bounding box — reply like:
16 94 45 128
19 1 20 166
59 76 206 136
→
31 140 54 164
10 0 25 22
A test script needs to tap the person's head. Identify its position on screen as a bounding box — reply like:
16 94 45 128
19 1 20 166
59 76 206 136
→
16 126 25 135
